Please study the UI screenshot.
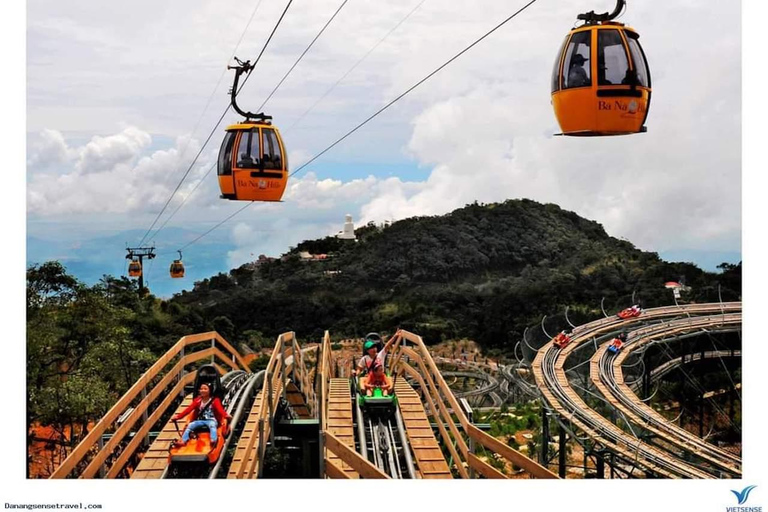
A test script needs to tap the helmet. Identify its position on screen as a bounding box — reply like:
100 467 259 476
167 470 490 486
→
364 340 376 351
365 332 382 344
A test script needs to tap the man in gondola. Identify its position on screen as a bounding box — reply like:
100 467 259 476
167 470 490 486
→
568 53 589 88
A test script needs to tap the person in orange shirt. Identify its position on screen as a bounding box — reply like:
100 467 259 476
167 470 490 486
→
363 363 393 396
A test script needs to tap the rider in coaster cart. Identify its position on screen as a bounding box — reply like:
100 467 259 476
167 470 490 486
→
618 304 643 319
354 332 397 391
363 362 393 396
553 331 571 348
172 382 231 448
608 332 627 354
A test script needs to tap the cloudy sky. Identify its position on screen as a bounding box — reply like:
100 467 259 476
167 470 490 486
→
25 0 742 296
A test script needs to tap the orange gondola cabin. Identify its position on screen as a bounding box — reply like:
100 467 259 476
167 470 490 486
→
217 120 288 201
217 57 288 202
128 259 142 278
551 0 651 136
169 260 185 279
169 251 185 279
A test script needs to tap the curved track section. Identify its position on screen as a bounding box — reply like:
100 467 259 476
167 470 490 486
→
441 370 502 406
533 302 741 479
632 350 741 390
591 315 742 476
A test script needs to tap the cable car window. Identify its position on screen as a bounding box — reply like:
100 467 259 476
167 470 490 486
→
217 131 235 176
236 130 261 169
563 31 591 89
625 31 650 87
262 129 283 170
597 30 630 85
551 36 569 93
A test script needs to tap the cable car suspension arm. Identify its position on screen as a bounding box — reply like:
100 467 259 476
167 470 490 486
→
578 0 625 24
227 57 273 122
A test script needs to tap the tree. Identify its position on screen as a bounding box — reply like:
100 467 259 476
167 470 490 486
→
212 316 236 340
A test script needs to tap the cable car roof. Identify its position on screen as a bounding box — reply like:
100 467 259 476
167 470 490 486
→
225 121 274 131
569 22 638 34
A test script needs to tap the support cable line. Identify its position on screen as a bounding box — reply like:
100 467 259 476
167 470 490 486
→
289 0 540 178
178 202 255 252
285 0 429 133
136 0 294 248
146 163 216 246
149 0 267 243
256 0 351 113
146 1 541 254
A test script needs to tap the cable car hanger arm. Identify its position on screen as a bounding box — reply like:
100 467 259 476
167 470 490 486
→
227 57 273 122
577 0 624 24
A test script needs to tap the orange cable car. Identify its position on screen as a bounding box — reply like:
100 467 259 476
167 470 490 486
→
218 58 288 202
551 0 651 136
170 250 185 279
128 259 142 278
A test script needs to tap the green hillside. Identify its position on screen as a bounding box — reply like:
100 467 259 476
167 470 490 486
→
26 199 741 454
171 199 741 349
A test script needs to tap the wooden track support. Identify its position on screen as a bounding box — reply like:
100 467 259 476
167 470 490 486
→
131 395 193 479
395 379 452 479
325 378 358 478
227 392 265 479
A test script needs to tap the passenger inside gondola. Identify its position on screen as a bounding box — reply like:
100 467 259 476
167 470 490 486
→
568 53 590 88
172 383 231 448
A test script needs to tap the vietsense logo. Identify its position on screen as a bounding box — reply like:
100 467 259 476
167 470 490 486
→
733 487 758 505
727 486 762 512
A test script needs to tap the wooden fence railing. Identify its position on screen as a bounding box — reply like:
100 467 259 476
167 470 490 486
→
391 330 558 479
51 331 248 479
231 331 315 478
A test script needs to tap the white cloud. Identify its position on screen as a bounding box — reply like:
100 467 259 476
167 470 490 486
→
26 0 741 272
75 126 151 174
26 127 217 216
26 129 75 169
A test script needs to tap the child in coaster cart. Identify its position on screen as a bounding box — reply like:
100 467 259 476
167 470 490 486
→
172 383 232 447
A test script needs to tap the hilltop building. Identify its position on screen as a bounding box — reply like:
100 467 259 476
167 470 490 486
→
665 280 692 299
336 214 356 240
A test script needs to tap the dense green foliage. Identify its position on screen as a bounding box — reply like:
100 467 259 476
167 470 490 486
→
26 199 741 456
171 199 742 349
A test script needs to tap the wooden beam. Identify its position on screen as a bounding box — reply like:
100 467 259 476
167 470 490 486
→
399 363 467 479
324 458 351 479
467 453 507 479
104 373 195 478
467 424 557 479
324 432 389 479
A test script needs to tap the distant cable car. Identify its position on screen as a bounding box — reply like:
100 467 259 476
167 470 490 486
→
170 251 185 279
218 58 288 202
551 0 651 136
128 259 142 278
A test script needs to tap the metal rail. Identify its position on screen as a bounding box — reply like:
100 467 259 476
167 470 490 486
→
532 302 741 478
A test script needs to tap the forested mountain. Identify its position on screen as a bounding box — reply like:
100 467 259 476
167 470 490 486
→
172 199 741 349
26 199 741 469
